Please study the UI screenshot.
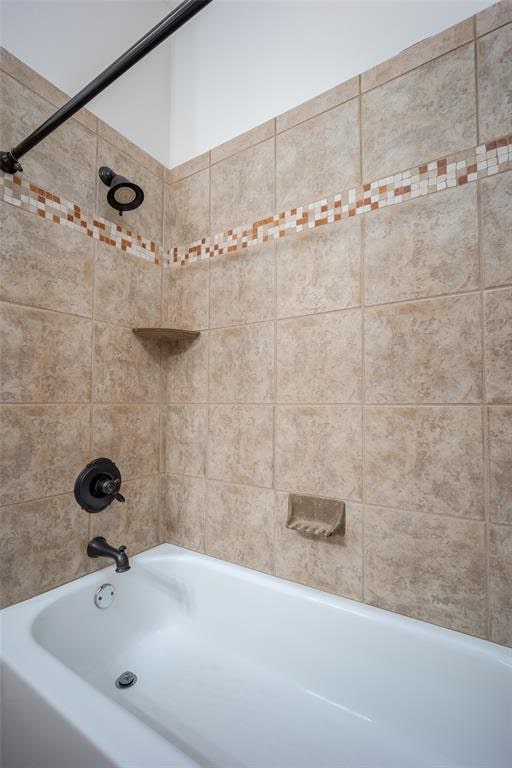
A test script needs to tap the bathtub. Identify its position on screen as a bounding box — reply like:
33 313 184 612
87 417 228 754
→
1 544 511 768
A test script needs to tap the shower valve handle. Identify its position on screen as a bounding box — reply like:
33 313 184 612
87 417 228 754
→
96 477 125 503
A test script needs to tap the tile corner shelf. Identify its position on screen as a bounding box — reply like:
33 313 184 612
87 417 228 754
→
132 328 200 342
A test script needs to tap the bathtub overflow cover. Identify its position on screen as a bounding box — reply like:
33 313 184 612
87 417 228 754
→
115 671 137 689
94 583 115 609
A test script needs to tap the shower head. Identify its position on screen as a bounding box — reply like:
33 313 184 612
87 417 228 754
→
99 166 144 215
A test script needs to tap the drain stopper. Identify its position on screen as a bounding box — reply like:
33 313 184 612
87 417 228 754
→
115 671 137 689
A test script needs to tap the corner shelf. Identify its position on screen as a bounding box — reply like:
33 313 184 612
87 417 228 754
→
132 328 200 342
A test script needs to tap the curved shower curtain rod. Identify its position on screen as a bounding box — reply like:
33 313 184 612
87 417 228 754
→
0 0 213 174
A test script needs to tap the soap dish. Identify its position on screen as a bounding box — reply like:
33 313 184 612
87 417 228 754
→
286 494 345 537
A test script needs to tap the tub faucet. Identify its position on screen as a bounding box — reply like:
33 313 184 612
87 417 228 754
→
87 536 131 573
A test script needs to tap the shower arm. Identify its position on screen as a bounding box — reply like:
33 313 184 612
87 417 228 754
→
0 0 213 175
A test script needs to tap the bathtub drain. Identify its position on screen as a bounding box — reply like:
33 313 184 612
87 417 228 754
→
115 671 137 689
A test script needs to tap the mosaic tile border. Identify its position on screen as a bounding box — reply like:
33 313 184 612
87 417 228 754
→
1 135 511 270
0 173 158 263
168 135 512 267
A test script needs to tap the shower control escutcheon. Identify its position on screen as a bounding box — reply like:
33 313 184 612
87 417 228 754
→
74 457 125 512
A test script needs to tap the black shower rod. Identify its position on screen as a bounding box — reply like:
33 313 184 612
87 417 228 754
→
0 0 213 174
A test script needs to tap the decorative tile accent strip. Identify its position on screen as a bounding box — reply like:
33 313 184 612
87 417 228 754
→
166 136 512 267
1 135 510 270
0 172 159 263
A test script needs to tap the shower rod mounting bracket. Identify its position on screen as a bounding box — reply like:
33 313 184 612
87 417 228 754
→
0 151 23 174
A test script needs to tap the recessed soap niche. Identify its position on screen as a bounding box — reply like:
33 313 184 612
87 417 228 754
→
286 494 346 538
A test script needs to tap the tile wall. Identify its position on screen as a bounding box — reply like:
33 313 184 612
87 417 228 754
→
0 2 511 648
0 48 166 606
161 3 512 646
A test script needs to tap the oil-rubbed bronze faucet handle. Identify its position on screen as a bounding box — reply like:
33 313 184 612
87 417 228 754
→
96 477 125 503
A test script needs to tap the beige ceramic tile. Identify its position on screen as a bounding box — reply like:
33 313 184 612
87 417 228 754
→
362 44 476 181
274 492 362 599
165 152 210 185
477 23 512 143
488 406 512 524
477 1 512 35
91 404 160 480
92 322 160 403
94 241 161 327
166 333 208 404
96 138 163 241
0 47 97 133
89 476 160 559
98 119 163 179
206 480 274 573
166 405 207 477
163 260 209 331
209 323 274 404
0 71 97 208
0 404 90 505
0 203 93 317
161 474 206 552
0 493 89 608
362 18 474 92
364 184 479 304
485 288 512 403
210 139 275 233
365 505 487 637
276 99 360 211
211 119 275 165
276 217 361 318
209 242 275 328
277 310 362 403
365 294 483 404
276 77 359 133
365 406 484 518
0 303 91 403
480 171 512 288
208 405 273 487
163 169 209 248
489 523 512 646
275 405 363 500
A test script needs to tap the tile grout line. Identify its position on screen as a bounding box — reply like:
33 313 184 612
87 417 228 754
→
204 150 212 554
360 34 475 97
0 67 97 138
4 401 511 408
272 118 278 577
0 472 500 530
87 128 100 546
473 17 492 642
210 127 276 168
358 72 367 604
160 284 512 334
160 473 496 526
0 473 162 510
158 163 166 544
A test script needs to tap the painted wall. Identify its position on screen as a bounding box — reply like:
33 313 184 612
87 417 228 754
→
0 0 494 168
168 0 493 166
0 0 173 165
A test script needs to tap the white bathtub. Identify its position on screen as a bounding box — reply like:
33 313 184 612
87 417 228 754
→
1 544 511 768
